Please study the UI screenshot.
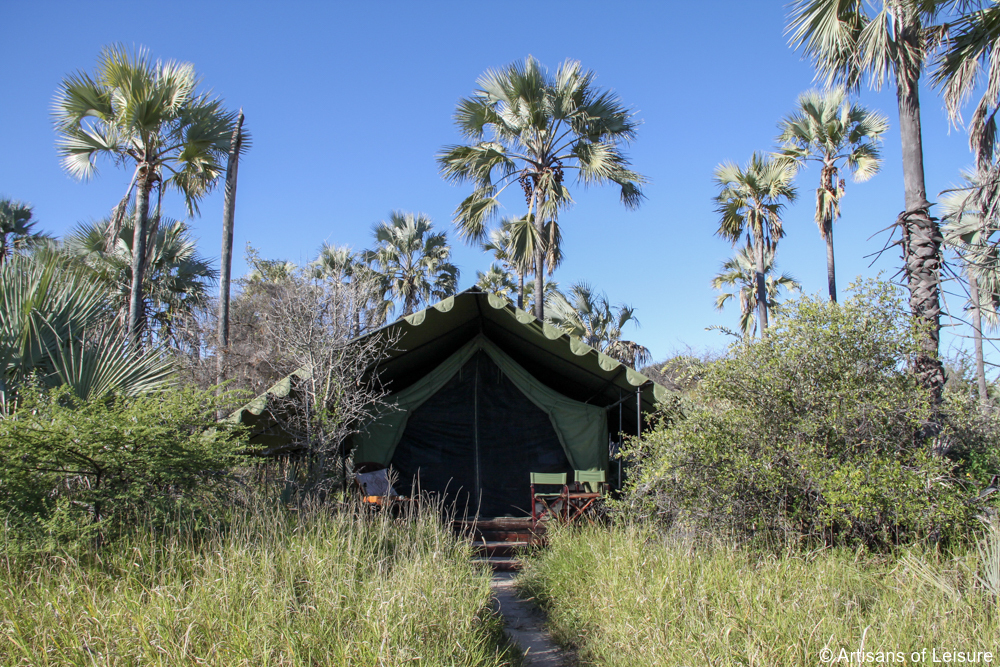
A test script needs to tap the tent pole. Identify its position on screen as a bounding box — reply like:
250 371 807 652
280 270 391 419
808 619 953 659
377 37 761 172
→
618 388 623 492
636 386 641 439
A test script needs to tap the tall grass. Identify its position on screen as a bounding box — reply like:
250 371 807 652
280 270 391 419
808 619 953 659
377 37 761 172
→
518 525 999 666
1 502 516 666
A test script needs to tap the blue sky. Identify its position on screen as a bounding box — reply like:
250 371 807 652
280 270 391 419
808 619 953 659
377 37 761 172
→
0 1 990 368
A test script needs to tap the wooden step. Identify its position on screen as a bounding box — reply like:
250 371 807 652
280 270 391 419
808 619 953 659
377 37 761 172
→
473 540 531 557
472 556 522 572
453 518 541 532
473 530 536 542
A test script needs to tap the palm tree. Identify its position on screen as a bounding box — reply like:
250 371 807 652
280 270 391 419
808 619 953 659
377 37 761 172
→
712 243 802 339
363 211 459 318
65 215 217 348
546 282 651 368
54 44 241 340
933 4 1000 172
217 109 246 388
777 87 888 302
312 243 359 281
940 172 1000 402
476 263 518 300
312 244 389 333
714 153 797 337
438 56 645 321
787 0 947 403
0 249 173 413
483 215 561 310
0 198 47 264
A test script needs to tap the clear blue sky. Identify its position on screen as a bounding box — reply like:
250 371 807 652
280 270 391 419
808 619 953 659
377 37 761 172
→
0 1 989 368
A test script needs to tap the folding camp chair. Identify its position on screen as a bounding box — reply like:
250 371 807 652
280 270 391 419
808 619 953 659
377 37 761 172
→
353 462 401 507
530 472 569 525
566 469 606 524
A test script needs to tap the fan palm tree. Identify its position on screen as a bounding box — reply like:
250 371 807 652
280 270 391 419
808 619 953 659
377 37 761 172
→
712 244 803 339
312 243 358 280
933 4 1000 171
483 215 562 310
53 44 242 340
217 109 245 388
777 87 888 302
714 153 797 337
65 215 216 348
940 172 1000 401
0 249 173 413
0 198 47 264
787 0 947 402
363 211 459 318
546 282 651 368
476 263 519 300
438 56 645 321
311 244 390 333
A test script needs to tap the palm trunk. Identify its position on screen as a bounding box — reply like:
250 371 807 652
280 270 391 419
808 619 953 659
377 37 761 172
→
127 168 153 341
526 189 544 321
754 236 768 337
403 291 416 317
534 245 545 320
969 269 989 402
895 34 945 413
517 271 525 310
825 220 837 303
217 111 244 390
821 164 838 303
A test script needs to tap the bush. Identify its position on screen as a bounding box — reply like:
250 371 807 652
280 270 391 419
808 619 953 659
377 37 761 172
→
0 385 248 547
622 280 994 547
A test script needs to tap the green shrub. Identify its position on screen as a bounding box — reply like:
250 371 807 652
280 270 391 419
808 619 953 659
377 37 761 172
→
622 280 994 547
0 385 248 547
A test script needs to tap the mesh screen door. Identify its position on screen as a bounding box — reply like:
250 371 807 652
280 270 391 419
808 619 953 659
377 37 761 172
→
390 351 571 517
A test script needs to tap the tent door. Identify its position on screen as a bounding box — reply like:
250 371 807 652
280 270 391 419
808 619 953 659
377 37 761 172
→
390 351 570 516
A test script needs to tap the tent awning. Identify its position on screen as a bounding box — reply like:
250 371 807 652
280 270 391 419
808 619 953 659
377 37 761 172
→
360 288 668 413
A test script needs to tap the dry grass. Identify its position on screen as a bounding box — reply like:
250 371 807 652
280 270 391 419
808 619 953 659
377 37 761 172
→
518 524 999 666
0 502 516 666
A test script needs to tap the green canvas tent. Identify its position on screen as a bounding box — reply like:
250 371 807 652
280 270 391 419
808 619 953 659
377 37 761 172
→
231 287 668 516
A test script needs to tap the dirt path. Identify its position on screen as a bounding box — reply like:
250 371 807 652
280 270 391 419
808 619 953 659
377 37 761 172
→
491 573 574 667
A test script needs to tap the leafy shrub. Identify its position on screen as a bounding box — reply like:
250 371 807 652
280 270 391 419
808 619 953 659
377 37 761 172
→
622 280 994 547
0 385 248 547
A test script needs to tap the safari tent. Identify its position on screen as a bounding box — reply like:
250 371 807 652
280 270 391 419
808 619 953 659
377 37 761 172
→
231 288 667 517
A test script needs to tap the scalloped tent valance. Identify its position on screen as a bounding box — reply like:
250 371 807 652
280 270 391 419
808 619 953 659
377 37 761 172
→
368 288 668 410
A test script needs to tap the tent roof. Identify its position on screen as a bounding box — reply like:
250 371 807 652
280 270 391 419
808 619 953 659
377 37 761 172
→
361 288 668 411
228 288 668 433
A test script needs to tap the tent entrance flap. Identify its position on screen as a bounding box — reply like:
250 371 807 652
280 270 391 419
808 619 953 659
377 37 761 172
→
352 334 608 516
353 335 607 470
391 351 570 516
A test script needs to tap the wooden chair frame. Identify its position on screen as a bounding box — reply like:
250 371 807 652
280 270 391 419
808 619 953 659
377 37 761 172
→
566 469 606 524
530 472 569 525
